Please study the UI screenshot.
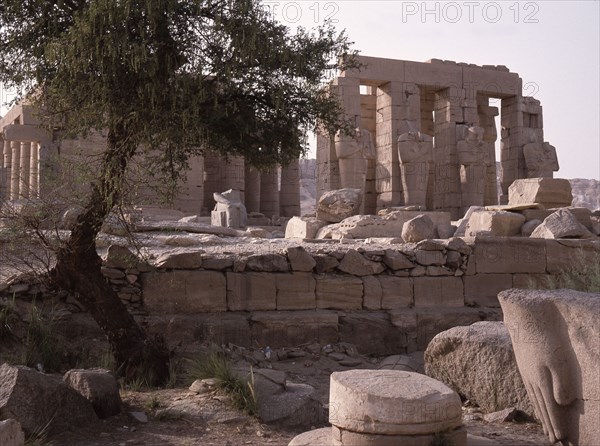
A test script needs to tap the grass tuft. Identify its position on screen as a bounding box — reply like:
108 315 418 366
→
188 351 257 416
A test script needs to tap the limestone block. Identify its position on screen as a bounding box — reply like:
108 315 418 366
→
316 276 363 310
424 321 533 416
286 246 316 272
316 188 362 223
245 254 289 272
285 216 328 239
362 276 382 309
413 277 464 307
331 425 467 446
250 310 338 347
379 276 413 309
201 256 233 270
521 219 542 236
474 237 546 274
314 255 340 273
288 428 331 446
401 215 435 242
276 273 316 310
463 274 513 307
226 272 276 311
512 273 553 289
415 249 445 266
329 370 462 435
545 239 600 274
530 208 594 239
154 250 203 269
0 419 24 446
337 249 385 276
508 178 572 209
464 211 525 237
498 289 600 445
63 369 121 419
141 271 227 313
454 205 485 237
382 249 414 270
339 312 408 356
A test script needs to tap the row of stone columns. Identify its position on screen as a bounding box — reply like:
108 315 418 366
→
1 138 41 200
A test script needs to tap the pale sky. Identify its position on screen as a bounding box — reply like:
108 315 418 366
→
2 1 598 180
280 0 600 180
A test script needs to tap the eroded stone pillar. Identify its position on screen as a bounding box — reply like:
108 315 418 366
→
244 165 261 214
10 141 20 200
500 95 525 204
260 168 279 218
19 142 31 199
29 142 40 199
280 158 300 217
221 155 245 199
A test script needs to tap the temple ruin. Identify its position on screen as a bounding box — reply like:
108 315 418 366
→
317 55 558 219
0 103 301 218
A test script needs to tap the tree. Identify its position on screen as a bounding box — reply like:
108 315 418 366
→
0 0 358 384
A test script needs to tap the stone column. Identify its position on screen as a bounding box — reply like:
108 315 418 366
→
376 81 419 209
221 155 245 199
29 142 39 199
10 141 20 200
432 87 463 219
280 158 300 217
244 165 261 213
477 95 500 206
19 142 31 199
173 154 204 214
499 95 524 204
260 168 279 218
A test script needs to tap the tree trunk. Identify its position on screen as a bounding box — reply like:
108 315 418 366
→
51 124 170 385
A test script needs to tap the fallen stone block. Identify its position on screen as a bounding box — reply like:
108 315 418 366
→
508 178 572 209
63 369 121 419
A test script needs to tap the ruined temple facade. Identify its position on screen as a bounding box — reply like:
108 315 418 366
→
0 103 300 218
317 56 558 219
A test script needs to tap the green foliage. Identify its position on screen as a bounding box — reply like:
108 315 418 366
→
21 305 65 373
188 351 257 416
0 297 18 339
0 0 359 172
532 250 600 292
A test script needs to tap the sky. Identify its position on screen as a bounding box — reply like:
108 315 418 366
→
273 0 600 180
1 1 598 180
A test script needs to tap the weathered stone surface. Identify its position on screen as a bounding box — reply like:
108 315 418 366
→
285 216 328 239
378 353 424 373
415 249 445 266
463 274 513 307
499 289 600 446
276 273 316 310
286 246 316 272
362 276 382 309
141 271 226 313
201 256 233 270
545 239 600 274
483 407 519 423
316 188 362 223
465 211 525 237
316 276 363 310
103 245 140 269
226 272 276 311
437 223 457 239
63 369 121 419
250 311 338 347
530 208 593 239
339 313 405 356
382 249 414 270
154 249 203 269
337 250 384 276
424 321 533 416
521 219 542 236
329 370 462 435
314 255 340 273
329 211 450 240
379 276 413 309
474 237 546 274
454 205 485 237
401 215 435 243
413 277 464 307
288 427 331 446
508 178 573 209
0 419 24 446
331 425 467 446
245 254 289 272
0 364 97 436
